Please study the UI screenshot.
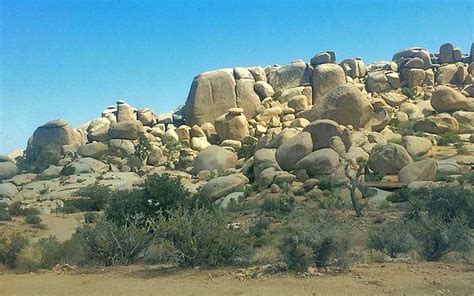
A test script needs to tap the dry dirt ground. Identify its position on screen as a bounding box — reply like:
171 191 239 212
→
0 262 473 296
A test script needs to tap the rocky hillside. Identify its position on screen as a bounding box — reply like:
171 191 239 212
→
1 42 474 212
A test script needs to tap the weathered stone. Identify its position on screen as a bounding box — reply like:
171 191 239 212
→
253 148 281 178
453 111 474 133
401 136 432 158
108 120 144 140
0 162 18 181
137 108 156 126
413 114 459 134
436 64 458 85
439 43 454 64
305 84 373 128
200 175 247 201
340 58 366 78
310 51 336 66
190 136 211 151
236 79 260 119
116 102 136 122
0 183 18 201
184 69 237 126
254 81 274 99
215 112 249 141
287 95 308 113
312 63 346 104
368 143 413 174
267 61 311 91
303 119 352 151
398 159 437 184
295 148 340 177
77 142 108 158
393 47 432 69
193 145 238 174
431 86 472 113
275 132 313 171
109 139 135 156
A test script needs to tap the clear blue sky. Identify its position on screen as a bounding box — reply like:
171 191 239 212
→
0 0 472 154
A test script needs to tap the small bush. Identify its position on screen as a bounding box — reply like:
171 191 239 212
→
155 208 253 267
249 217 272 247
0 233 28 268
367 221 417 258
0 205 12 221
105 174 189 226
318 177 338 191
409 215 471 261
279 215 351 271
143 240 177 264
60 165 75 176
74 185 111 211
260 194 295 214
7 202 23 216
16 236 64 272
25 214 42 225
401 87 415 99
84 212 98 223
436 132 462 146
76 216 154 266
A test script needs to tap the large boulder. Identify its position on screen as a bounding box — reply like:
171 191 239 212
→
0 183 18 203
200 175 247 201
340 58 367 78
77 142 108 158
87 118 110 142
398 159 437 184
303 119 352 151
0 161 18 181
413 114 459 134
392 47 432 70
215 109 249 141
311 63 346 104
295 148 341 177
193 145 238 174
436 64 458 85
275 132 313 171
253 148 281 178
365 70 400 93
368 143 413 174
30 119 80 151
453 111 474 133
184 69 237 126
66 157 108 174
236 79 261 119
116 101 136 122
267 61 311 91
108 120 144 140
430 86 472 113
254 81 274 99
305 84 374 128
401 136 432 158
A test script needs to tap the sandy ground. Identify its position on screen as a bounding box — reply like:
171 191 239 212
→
0 262 473 296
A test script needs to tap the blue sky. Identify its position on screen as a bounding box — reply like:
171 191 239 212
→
0 0 472 154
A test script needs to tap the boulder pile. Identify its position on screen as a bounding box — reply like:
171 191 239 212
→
2 42 474 212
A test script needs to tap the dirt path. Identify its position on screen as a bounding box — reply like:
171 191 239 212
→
36 213 81 241
1 262 473 295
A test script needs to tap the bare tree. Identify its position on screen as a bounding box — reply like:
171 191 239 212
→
343 158 372 217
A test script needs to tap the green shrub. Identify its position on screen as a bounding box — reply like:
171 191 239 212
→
16 236 65 272
367 221 417 258
143 240 177 264
0 233 28 268
249 217 272 247
260 193 295 214
84 212 98 223
7 202 23 216
25 214 42 225
155 208 253 267
60 165 75 176
409 215 471 261
401 87 415 99
317 177 338 191
318 192 343 209
105 174 189 226
0 205 12 221
76 216 154 266
279 215 351 271
436 132 462 146
238 143 256 160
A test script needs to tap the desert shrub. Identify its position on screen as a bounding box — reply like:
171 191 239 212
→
16 236 64 271
457 171 474 185
367 221 417 258
279 214 351 271
0 233 28 268
25 213 42 225
249 217 272 247
0 204 12 221
7 202 23 216
387 187 430 203
73 185 111 211
60 165 75 176
317 177 338 191
318 192 343 209
238 142 256 160
427 187 474 228
409 215 471 261
154 208 253 267
143 240 177 264
84 212 99 223
260 193 295 214
105 174 189 226
436 132 461 146
434 173 456 183
76 216 154 266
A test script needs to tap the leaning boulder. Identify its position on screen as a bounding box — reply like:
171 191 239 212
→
267 61 311 91
295 148 341 177
200 174 248 201
215 109 249 141
401 136 432 158
311 63 346 104
303 119 352 151
413 114 459 134
108 120 144 140
368 143 413 174
430 86 472 113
